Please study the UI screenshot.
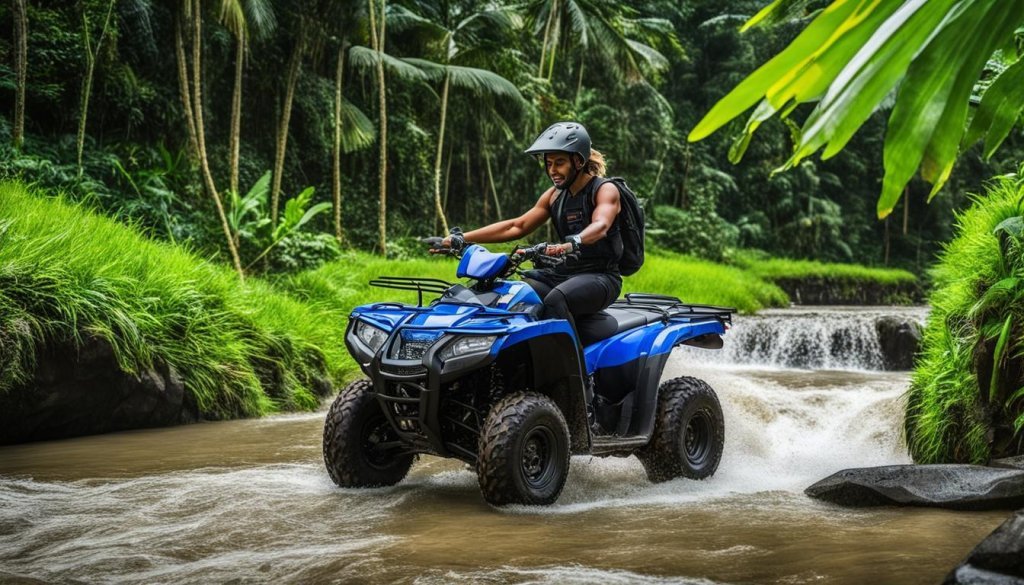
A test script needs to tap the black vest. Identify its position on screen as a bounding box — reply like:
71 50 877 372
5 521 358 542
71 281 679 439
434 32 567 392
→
551 177 623 275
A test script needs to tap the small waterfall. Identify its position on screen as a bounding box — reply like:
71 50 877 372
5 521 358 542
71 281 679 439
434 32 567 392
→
681 306 929 371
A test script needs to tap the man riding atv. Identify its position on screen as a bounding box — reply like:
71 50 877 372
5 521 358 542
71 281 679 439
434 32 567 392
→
323 124 729 506
439 122 624 345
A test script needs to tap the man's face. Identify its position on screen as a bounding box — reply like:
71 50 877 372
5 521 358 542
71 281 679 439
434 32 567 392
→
544 153 578 187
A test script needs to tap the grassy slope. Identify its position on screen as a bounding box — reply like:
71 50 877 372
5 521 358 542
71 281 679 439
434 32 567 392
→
0 182 348 418
906 174 1024 463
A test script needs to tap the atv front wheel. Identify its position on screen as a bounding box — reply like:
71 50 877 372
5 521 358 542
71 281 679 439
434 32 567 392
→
638 376 724 483
323 379 413 488
476 392 570 506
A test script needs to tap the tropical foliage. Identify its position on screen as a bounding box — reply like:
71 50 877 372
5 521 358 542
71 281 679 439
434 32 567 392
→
690 0 1024 218
907 171 1024 463
0 0 1021 278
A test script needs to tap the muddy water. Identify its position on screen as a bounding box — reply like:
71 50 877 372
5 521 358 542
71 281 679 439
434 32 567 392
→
0 361 1008 584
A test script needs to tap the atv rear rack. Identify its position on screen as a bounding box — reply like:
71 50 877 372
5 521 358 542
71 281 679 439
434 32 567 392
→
612 293 735 326
369 276 454 306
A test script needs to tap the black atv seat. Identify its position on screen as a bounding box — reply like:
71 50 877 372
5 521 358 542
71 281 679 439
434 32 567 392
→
577 308 659 347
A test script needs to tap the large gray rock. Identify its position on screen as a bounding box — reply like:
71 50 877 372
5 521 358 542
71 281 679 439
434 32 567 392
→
0 335 198 444
875 315 923 370
805 465 1024 510
944 511 1024 584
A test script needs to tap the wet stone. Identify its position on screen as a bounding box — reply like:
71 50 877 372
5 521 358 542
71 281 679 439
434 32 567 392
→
990 456 1024 471
805 464 1024 510
944 511 1024 584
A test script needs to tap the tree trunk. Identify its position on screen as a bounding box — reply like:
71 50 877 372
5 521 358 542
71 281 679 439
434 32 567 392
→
369 0 388 255
229 33 244 196
76 0 115 175
538 0 556 77
485 151 502 219
432 68 451 235
175 15 199 158
272 34 304 226
546 0 561 81
332 43 346 245
12 0 27 150
190 0 244 279
574 56 584 104
442 140 453 229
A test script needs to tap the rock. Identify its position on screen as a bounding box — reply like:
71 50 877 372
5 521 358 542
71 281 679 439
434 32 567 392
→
991 456 1024 471
944 511 1024 584
805 464 1024 510
0 336 198 444
875 316 923 370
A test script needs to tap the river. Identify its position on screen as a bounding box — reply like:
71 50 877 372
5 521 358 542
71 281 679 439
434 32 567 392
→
0 307 1009 584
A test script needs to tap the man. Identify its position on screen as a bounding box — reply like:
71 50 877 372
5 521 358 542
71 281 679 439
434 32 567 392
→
441 122 623 338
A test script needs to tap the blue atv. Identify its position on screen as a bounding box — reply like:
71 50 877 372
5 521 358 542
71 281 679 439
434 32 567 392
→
323 241 734 506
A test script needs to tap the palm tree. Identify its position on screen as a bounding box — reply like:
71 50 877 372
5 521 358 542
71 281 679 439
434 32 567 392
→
76 0 116 175
12 0 27 150
367 0 389 254
689 0 1024 218
175 0 245 278
218 0 276 196
525 0 676 92
269 8 308 227
391 3 526 233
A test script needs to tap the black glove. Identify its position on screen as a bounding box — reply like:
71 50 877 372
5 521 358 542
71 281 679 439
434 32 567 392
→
448 227 466 252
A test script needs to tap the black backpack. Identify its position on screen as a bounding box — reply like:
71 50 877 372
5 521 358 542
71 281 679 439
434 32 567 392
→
601 177 646 276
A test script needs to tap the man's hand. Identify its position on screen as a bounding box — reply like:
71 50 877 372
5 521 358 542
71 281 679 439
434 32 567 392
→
544 242 574 256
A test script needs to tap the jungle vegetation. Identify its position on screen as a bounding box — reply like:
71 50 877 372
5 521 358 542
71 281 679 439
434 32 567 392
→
0 0 1021 278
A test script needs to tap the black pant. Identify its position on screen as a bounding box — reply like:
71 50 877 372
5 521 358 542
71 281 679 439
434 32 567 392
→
523 270 622 342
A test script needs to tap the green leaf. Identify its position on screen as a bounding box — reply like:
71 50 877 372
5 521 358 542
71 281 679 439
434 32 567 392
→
349 46 429 81
878 0 1024 218
990 313 1014 402
742 0 816 31
965 59 1024 158
993 216 1024 239
294 202 332 232
788 0 956 167
689 0 867 142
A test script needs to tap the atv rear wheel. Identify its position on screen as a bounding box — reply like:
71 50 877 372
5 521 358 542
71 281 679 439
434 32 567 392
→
323 379 413 488
476 392 570 506
638 376 724 483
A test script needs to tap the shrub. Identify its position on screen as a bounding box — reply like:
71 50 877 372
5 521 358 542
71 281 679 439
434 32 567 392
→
907 171 1024 463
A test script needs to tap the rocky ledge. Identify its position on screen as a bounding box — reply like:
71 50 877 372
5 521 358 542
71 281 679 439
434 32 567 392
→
771 277 924 306
805 464 1024 510
0 336 199 445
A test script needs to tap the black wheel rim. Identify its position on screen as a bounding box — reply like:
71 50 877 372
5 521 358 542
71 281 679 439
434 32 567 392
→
362 414 400 470
684 408 713 467
520 425 557 490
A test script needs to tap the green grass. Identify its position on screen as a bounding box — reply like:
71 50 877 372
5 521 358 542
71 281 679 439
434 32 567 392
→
282 247 789 317
907 172 1024 464
0 181 347 419
734 251 917 285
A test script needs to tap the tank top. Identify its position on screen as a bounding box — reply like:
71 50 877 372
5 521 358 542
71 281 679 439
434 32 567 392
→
551 177 623 275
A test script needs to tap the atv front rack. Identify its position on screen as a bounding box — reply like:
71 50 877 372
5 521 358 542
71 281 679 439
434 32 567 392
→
369 276 454 307
612 293 735 327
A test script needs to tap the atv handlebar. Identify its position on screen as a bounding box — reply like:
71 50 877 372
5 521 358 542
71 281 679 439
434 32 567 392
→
420 236 578 272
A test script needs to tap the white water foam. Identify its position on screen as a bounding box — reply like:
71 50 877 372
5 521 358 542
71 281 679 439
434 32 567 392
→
507 362 912 514
0 464 401 584
680 306 929 371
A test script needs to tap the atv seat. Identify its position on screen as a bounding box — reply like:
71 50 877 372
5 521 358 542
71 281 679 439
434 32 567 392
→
577 308 659 347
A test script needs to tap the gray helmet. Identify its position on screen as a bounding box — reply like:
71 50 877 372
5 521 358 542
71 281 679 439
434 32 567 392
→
524 122 591 164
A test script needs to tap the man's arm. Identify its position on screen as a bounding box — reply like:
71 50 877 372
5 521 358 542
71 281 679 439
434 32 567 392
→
452 188 556 244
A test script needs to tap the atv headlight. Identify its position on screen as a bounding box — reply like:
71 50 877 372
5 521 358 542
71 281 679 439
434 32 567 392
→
355 321 388 353
388 330 444 360
438 335 497 361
